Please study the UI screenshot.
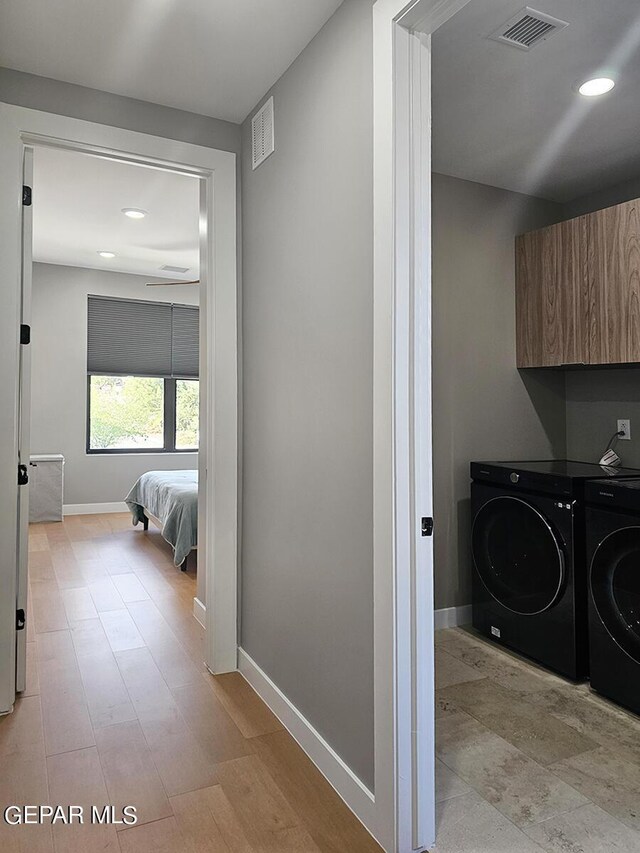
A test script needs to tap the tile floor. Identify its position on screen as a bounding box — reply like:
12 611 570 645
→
435 626 640 852
0 513 381 853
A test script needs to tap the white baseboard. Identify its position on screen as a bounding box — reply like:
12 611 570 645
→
63 502 129 516
434 604 472 630
238 648 377 841
193 597 206 628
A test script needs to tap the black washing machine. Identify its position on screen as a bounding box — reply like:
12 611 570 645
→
585 478 640 714
471 460 640 681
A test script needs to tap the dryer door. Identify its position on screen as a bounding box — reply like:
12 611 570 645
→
590 526 640 663
472 496 565 615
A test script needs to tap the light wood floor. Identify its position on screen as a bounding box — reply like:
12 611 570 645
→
0 513 381 853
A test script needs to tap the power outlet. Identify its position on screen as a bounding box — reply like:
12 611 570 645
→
618 419 631 440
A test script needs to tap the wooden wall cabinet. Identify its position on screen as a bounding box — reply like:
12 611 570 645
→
515 198 640 367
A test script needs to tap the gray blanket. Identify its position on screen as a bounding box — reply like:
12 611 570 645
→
125 470 198 566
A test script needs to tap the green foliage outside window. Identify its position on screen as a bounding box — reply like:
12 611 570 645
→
176 380 200 449
89 376 165 449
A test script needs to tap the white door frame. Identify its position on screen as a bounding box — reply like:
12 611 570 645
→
0 103 238 715
373 1 471 850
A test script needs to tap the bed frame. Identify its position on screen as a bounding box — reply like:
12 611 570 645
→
142 508 196 572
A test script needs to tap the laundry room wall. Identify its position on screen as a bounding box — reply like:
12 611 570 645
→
565 369 640 470
432 173 568 612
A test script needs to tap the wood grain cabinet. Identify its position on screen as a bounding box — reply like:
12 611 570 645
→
515 197 640 367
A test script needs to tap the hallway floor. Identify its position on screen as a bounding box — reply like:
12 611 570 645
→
435 627 640 853
1 513 381 853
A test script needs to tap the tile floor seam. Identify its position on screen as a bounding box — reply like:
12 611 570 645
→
523 796 596 827
439 709 594 786
436 790 550 852
437 747 592 843
441 681 600 768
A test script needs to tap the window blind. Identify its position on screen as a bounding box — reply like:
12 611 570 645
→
87 296 199 379
171 305 200 378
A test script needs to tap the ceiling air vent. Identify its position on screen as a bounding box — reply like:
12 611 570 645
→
489 7 568 51
251 96 275 170
161 264 190 274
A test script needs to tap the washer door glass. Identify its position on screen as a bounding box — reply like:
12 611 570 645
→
590 527 640 663
472 496 565 615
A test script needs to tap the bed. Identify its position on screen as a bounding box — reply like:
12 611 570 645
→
125 470 198 570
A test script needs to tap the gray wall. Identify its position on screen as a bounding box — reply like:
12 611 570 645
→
240 0 374 790
566 370 640 469
432 174 567 610
31 263 198 505
0 67 240 154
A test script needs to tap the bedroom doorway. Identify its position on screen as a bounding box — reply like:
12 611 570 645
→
23 144 204 678
0 104 238 716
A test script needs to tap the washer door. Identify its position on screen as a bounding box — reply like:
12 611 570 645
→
472 496 565 615
590 527 640 663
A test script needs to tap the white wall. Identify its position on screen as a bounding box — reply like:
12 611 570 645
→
240 0 375 791
30 263 198 506
432 174 567 610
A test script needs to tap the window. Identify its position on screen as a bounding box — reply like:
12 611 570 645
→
176 379 200 450
87 296 199 453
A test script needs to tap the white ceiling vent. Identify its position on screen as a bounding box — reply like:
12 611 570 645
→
251 96 275 170
161 264 190 274
489 7 568 51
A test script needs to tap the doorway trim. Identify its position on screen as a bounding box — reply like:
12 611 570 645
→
373 1 472 850
0 103 238 716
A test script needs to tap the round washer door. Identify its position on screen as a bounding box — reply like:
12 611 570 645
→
590 526 640 664
472 496 565 615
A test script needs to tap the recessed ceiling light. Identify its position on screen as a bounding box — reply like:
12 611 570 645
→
98 251 116 258
122 207 147 219
578 77 615 97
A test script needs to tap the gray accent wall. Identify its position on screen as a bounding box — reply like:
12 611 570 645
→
30 263 198 506
432 174 567 610
240 0 375 790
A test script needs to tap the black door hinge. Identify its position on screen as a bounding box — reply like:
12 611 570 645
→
20 324 31 345
22 185 32 206
18 464 28 486
16 609 26 631
421 516 434 537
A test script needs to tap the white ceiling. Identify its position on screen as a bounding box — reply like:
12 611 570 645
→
33 146 200 279
0 0 343 124
432 0 640 202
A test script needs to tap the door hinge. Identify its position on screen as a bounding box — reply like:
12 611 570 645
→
22 185 32 206
421 516 434 537
18 464 28 486
20 324 31 345
16 609 26 631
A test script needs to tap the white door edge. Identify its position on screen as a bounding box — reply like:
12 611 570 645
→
373 1 473 850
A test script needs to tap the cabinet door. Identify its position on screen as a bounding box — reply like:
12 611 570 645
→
516 219 584 367
587 199 640 364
